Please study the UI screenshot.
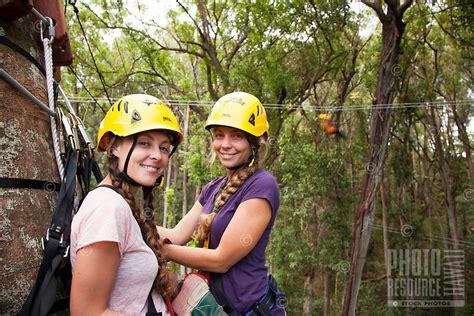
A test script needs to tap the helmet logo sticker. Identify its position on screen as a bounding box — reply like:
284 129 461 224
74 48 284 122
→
223 97 245 106
131 109 141 123
163 116 172 122
248 113 256 126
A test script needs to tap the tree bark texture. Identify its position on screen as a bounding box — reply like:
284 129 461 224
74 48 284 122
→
342 1 412 315
0 16 60 313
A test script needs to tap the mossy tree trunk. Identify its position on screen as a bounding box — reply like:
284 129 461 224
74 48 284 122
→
0 15 60 314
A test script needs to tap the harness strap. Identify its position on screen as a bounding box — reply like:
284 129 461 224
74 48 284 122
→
145 290 162 316
0 177 60 192
77 156 103 202
212 273 283 316
210 273 240 316
0 35 46 75
19 148 77 316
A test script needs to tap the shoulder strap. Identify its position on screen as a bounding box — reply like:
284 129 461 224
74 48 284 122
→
93 184 119 192
145 290 162 316
77 155 103 200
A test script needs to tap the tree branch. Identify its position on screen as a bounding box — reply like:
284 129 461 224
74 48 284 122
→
361 1 387 23
400 0 413 15
176 0 206 43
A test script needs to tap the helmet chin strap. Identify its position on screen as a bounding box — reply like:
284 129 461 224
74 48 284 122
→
116 136 142 187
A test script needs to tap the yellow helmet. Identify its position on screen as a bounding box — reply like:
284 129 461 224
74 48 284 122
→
318 113 330 120
205 92 269 137
97 94 183 151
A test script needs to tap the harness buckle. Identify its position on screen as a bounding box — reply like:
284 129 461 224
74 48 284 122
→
41 226 69 257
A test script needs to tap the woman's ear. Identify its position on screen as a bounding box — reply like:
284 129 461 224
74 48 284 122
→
110 144 118 156
108 136 123 157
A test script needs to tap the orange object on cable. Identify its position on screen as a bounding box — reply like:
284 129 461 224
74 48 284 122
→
318 113 345 138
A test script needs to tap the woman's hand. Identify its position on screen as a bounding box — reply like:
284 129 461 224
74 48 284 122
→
156 200 203 245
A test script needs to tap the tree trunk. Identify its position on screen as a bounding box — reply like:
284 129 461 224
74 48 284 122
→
323 268 332 316
0 17 60 313
380 176 391 302
303 268 314 315
342 2 412 315
427 107 459 250
303 202 320 315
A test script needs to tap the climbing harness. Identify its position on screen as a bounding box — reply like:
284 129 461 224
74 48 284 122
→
211 273 285 316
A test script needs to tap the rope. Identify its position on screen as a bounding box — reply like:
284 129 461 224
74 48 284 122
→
42 35 65 180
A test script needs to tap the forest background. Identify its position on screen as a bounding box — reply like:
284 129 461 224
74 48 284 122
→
59 0 472 315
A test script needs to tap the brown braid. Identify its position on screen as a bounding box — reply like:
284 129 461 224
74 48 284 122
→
107 139 176 297
193 135 268 242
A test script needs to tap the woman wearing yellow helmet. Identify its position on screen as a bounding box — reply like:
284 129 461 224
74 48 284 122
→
70 94 182 315
159 92 286 315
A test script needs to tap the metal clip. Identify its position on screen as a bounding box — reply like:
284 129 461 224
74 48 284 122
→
59 108 76 150
67 112 81 151
56 84 95 149
40 17 55 43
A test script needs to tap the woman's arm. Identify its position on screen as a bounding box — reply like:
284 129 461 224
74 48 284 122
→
70 241 126 316
157 200 203 245
164 198 272 273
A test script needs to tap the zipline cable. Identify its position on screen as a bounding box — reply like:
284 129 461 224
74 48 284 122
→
372 224 474 249
57 97 473 112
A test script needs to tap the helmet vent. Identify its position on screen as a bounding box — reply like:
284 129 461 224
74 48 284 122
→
248 113 256 126
117 100 122 112
124 101 129 113
131 109 141 123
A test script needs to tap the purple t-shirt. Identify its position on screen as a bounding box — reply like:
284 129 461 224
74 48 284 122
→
198 168 280 312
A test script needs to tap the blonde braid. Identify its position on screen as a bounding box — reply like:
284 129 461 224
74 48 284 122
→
108 149 177 297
